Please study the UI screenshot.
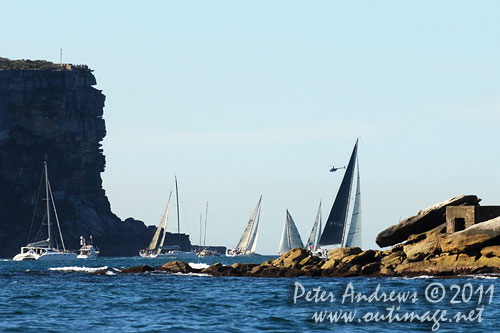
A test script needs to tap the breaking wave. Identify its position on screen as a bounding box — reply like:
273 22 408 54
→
188 262 209 270
48 266 110 273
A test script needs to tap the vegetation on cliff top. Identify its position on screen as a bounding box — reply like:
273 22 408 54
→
0 57 89 71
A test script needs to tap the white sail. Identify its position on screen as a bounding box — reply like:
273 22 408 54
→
158 191 173 249
316 208 322 250
236 196 262 251
278 212 291 255
249 206 261 253
287 210 304 249
345 162 362 248
306 201 322 250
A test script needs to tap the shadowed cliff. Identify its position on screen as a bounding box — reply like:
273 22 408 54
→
0 58 191 257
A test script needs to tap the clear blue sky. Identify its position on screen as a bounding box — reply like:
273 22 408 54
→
2 1 500 254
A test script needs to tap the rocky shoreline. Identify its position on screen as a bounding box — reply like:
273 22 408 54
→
119 195 500 278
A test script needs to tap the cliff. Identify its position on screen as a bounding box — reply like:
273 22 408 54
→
0 57 191 257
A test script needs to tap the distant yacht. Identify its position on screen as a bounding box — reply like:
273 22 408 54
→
139 191 173 258
196 202 220 257
226 196 262 257
318 139 362 250
13 162 77 261
77 235 99 259
277 210 304 255
306 201 323 255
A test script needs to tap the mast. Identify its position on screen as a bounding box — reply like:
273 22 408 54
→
175 176 180 248
203 202 208 248
199 214 202 249
48 181 66 251
319 139 358 246
44 161 51 248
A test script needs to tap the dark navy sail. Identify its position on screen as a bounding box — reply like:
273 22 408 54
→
319 139 358 246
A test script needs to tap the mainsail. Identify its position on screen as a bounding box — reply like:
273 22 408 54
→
345 162 362 248
236 196 262 253
306 201 322 250
148 191 172 250
319 139 358 246
248 205 261 253
278 210 304 255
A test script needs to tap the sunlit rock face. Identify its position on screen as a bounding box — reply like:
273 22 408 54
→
0 59 190 257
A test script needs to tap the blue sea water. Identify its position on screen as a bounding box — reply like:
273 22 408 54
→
1 255 500 332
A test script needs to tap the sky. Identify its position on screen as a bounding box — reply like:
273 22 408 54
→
2 1 500 254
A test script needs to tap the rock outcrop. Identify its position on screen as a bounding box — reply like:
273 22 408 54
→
0 58 191 257
118 195 500 278
376 195 480 247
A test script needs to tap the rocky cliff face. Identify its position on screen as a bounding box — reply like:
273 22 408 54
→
0 58 191 257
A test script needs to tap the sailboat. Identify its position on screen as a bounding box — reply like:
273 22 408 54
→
197 202 219 257
13 162 77 261
306 201 322 251
318 139 362 250
139 191 173 258
226 196 262 257
277 210 304 255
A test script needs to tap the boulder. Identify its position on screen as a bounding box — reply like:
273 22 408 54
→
480 245 500 258
300 265 323 277
361 262 380 275
272 248 310 269
441 216 500 253
299 255 323 267
327 247 362 261
403 232 443 262
342 250 377 266
231 263 259 274
321 258 339 270
376 195 480 247
260 259 274 267
158 261 198 274
253 266 289 278
201 263 237 276
394 253 478 276
380 251 406 269
120 265 155 274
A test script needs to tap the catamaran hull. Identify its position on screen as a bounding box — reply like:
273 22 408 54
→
13 252 77 261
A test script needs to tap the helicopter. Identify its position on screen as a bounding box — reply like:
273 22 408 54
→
327 165 346 172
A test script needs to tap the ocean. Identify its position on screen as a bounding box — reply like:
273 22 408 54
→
1 255 499 332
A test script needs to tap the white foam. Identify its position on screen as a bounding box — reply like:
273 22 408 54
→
48 266 109 273
172 272 210 277
401 275 436 279
105 271 116 275
189 262 209 270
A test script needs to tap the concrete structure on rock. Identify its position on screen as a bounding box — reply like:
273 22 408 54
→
446 206 500 233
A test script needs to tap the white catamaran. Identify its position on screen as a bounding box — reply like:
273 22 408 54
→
13 162 77 261
318 139 362 251
226 196 262 257
277 209 305 255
